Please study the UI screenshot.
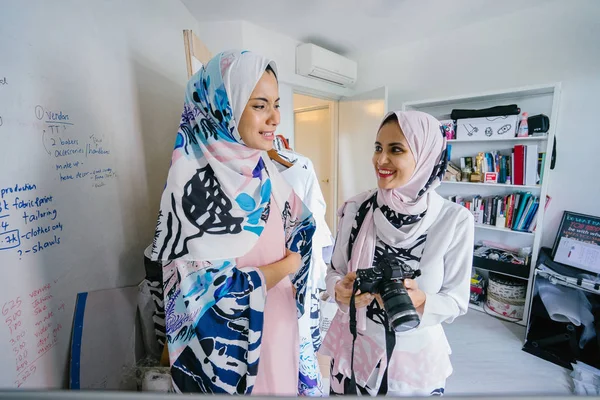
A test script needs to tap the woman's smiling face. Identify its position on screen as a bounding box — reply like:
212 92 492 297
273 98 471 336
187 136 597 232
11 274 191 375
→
373 120 416 190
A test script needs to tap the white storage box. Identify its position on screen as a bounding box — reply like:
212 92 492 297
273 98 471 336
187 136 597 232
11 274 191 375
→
456 115 518 140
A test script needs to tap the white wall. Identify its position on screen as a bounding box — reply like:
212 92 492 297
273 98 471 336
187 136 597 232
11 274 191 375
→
354 0 600 247
0 0 199 388
194 20 245 55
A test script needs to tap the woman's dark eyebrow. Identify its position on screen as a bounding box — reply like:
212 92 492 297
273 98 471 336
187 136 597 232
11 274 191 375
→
388 142 406 147
374 141 405 147
250 97 280 102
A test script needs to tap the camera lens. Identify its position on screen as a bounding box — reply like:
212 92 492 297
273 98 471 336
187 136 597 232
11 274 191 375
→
380 280 420 332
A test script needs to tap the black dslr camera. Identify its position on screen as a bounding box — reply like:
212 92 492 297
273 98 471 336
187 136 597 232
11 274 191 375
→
355 254 421 332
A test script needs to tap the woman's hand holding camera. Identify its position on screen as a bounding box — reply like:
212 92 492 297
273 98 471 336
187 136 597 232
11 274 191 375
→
334 272 374 308
404 278 426 313
335 272 426 312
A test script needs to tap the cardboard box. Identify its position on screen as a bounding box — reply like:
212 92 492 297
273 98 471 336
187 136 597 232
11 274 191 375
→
69 285 155 391
456 115 518 140
484 172 498 183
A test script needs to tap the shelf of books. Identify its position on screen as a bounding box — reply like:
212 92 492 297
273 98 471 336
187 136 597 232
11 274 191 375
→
404 83 561 327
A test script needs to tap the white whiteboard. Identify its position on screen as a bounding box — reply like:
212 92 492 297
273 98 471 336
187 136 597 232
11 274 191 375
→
0 1 190 388
0 59 131 390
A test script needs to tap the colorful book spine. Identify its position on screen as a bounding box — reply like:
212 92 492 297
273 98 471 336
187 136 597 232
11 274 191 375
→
523 200 540 230
512 192 530 230
504 195 512 228
530 195 551 232
516 197 534 231
513 145 525 185
449 192 544 232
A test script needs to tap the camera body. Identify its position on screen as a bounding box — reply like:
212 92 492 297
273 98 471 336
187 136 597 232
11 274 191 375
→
355 254 422 332
355 255 419 293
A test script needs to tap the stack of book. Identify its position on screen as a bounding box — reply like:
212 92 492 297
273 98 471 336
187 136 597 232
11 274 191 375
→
449 193 549 232
454 145 545 186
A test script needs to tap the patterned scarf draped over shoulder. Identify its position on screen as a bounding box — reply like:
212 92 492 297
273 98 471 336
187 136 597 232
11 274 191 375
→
150 50 316 394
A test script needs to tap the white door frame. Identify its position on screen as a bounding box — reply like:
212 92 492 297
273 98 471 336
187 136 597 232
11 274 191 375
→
294 105 330 113
292 88 340 232
290 85 387 233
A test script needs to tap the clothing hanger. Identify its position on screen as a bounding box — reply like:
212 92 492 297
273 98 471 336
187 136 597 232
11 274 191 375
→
268 134 294 168
268 149 294 168
276 134 291 150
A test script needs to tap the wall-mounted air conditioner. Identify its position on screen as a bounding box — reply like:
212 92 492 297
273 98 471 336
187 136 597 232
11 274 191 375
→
296 43 357 87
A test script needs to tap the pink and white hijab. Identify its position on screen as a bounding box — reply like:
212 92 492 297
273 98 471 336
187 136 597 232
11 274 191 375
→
348 110 448 331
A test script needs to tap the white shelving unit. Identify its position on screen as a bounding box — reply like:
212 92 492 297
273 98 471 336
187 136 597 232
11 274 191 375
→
475 224 534 236
441 181 541 190
403 83 561 327
448 136 548 144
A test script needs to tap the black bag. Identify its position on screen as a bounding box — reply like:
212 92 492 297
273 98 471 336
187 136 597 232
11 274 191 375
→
450 104 520 120
528 114 550 134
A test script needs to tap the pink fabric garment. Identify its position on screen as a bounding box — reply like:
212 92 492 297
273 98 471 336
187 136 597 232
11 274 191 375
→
349 111 447 332
236 199 299 396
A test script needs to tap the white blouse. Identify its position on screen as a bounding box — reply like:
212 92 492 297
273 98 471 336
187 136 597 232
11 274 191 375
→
275 152 334 289
271 151 335 395
321 190 474 396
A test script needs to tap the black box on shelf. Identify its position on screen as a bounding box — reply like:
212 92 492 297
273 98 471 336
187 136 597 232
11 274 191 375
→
527 114 550 135
472 256 530 279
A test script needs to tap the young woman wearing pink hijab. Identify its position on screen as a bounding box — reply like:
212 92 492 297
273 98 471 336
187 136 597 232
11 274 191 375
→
321 111 474 396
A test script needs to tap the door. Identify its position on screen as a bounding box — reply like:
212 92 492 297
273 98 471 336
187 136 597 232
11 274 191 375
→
294 106 334 229
337 87 388 207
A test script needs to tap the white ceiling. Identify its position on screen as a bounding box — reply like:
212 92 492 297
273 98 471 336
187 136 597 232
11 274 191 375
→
182 0 548 57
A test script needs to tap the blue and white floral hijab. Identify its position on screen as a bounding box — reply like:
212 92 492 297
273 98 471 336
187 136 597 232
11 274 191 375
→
151 50 320 395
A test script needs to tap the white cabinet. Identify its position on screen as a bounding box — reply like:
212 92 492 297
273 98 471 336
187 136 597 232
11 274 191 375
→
403 83 561 327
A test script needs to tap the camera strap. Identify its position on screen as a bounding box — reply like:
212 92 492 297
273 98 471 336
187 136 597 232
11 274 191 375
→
348 283 396 395
346 193 396 395
348 281 359 394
